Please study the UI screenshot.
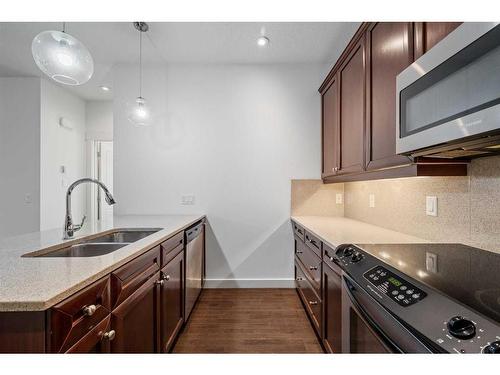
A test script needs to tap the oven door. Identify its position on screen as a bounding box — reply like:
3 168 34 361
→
341 275 434 353
396 22 500 155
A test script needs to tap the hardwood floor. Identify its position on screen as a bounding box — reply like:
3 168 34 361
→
172 288 323 353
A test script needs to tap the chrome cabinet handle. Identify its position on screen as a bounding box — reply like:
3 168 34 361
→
163 275 170 281
329 257 334 262
82 304 97 317
296 277 303 281
309 300 318 305
103 330 116 341
155 279 165 286
296 250 303 254
309 266 318 271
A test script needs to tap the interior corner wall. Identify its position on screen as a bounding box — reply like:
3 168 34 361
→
113 63 323 287
0 77 41 238
40 79 87 231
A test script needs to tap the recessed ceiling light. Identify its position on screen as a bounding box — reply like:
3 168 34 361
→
257 36 270 47
100 85 111 92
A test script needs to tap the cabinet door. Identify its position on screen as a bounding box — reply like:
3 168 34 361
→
110 272 160 353
322 263 342 353
339 39 366 174
322 75 340 177
365 22 413 170
414 22 462 58
159 248 185 353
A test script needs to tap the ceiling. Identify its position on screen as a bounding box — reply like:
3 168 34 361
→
0 22 359 100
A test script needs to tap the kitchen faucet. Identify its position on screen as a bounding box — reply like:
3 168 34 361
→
64 178 116 239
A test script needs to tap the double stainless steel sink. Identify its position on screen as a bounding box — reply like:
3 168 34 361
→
32 229 161 258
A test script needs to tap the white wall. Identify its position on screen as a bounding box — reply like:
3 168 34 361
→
0 77 41 238
85 101 113 141
40 80 87 231
114 63 322 286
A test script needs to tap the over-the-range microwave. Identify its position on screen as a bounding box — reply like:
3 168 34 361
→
396 22 500 159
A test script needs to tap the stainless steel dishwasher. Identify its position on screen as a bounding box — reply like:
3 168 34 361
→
184 221 204 320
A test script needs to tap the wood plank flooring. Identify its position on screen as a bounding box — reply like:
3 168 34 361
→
172 288 323 353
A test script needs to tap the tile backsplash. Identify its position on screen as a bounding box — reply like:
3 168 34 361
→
291 156 500 253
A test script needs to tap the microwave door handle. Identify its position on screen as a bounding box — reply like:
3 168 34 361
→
343 276 403 353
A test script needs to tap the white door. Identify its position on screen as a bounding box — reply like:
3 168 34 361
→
89 141 113 229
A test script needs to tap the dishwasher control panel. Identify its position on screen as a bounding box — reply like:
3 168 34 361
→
363 266 427 307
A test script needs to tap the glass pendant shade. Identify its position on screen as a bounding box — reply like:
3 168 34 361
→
127 97 151 127
32 30 94 86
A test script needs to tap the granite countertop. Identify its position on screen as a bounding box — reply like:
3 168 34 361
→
291 216 428 250
0 215 205 312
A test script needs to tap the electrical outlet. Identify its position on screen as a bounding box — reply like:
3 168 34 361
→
426 252 438 273
426 196 438 216
24 193 32 204
335 193 343 204
369 194 375 208
181 195 195 205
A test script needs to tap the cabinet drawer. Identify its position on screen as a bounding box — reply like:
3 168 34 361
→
295 240 322 294
111 246 161 309
292 221 305 242
295 261 322 335
161 232 184 267
48 276 111 353
304 230 322 257
323 243 343 274
65 315 111 353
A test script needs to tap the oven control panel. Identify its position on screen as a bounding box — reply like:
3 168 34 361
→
363 266 427 307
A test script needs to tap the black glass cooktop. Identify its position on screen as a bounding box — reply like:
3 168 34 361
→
355 243 500 324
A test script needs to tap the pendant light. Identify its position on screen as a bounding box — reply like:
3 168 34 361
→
31 22 94 86
127 22 152 127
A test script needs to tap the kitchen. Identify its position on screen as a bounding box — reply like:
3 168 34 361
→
0 0 499 372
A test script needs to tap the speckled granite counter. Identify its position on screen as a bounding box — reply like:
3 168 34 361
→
291 216 428 250
0 215 204 311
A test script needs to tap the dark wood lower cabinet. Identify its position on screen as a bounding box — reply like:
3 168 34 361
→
322 262 343 353
110 272 160 353
159 248 185 353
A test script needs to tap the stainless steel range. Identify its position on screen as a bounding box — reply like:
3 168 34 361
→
333 243 500 353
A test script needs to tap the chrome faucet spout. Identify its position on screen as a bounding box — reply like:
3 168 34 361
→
64 178 116 239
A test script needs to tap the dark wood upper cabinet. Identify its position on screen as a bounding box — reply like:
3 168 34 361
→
365 22 413 170
320 22 467 183
414 22 462 59
322 75 340 177
159 248 185 353
339 39 366 175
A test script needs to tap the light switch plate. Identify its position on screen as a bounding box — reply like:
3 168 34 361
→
181 195 195 205
336 193 343 204
426 252 438 273
369 194 375 208
426 196 438 216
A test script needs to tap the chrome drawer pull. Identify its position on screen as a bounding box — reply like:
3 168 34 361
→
103 330 116 341
155 279 165 286
296 277 303 281
309 266 318 271
308 300 318 305
296 250 303 254
82 304 97 317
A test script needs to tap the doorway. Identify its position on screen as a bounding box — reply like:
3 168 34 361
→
89 140 114 229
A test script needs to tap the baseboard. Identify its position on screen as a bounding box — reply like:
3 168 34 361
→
203 278 295 288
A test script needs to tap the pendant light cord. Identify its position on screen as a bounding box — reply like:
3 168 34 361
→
139 29 143 98
62 22 66 33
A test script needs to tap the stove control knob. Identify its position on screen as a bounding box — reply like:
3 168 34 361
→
351 253 364 263
483 341 500 354
343 247 354 257
447 316 476 340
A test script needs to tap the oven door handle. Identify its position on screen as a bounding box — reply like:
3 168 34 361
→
343 276 402 353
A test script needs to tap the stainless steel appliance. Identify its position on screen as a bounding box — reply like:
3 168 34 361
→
184 221 204 320
396 22 500 158
334 243 500 353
